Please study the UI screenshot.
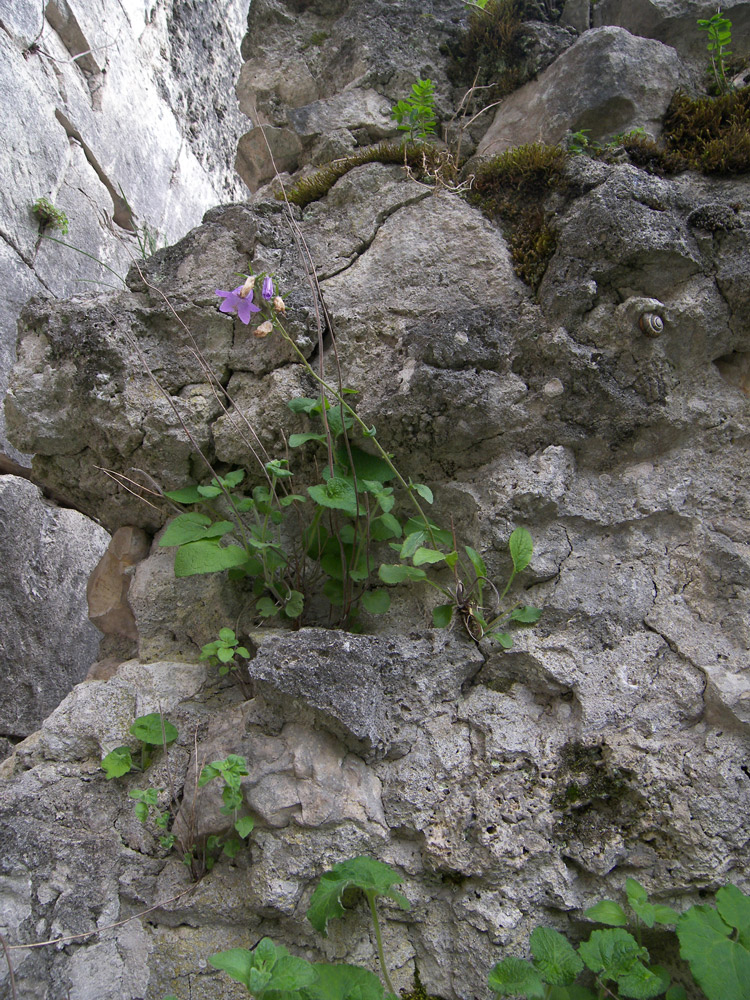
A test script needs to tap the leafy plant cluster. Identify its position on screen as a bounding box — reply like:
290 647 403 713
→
160 272 541 647
391 79 438 143
198 858 750 1000
100 713 254 878
32 196 69 235
697 8 735 95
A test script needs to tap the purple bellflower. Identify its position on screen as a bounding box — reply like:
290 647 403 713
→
215 280 260 325
262 276 274 300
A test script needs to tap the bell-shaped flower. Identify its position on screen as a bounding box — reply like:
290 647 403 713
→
262 276 274 300
215 284 260 325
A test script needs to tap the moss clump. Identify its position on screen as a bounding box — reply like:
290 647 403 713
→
469 142 567 289
622 87 750 176
279 141 446 208
446 0 562 102
551 742 630 813
400 966 447 1000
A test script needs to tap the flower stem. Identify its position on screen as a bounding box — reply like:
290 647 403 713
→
366 890 397 998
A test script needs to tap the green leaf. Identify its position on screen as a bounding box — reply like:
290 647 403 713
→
378 564 428 584
432 603 454 628
162 485 202 504
217 646 235 663
323 578 344 606
197 484 222 498
412 483 433 504
548 989 597 1000
578 928 645 979
289 432 328 447
370 514 402 540
716 884 750 947
625 879 648 904
678 900 750 1000
487 632 513 648
222 469 246 488
412 547 445 566
101 746 133 779
174 541 249 577
159 512 212 547
337 445 395 484
488 957 545 998
464 545 487 580
287 396 320 414
362 590 391 614
584 901 628 927
235 815 255 839
307 857 409 936
218 627 236 643
445 550 459 569
308 478 358 515
617 960 669 999
529 927 583 986
223 837 242 859
509 527 533 573
652 905 680 925
306 964 385 1000
665 987 687 1000
400 531 426 559
510 606 542 624
130 713 178 746
256 597 279 618
285 590 304 618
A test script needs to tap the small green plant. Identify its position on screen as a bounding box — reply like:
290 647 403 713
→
32 197 69 235
697 8 734 94
209 856 408 999
100 712 178 777
489 878 684 999
391 79 438 143
676 884 750 1000
192 754 254 870
200 627 251 676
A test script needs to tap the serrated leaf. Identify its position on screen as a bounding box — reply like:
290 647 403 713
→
488 957 545 998
616 960 668 999
130 714 178 746
307 857 409 936
585 901 628 927
159 512 212 547
509 527 533 572
222 469 245 488
306 964 384 1000
362 590 390 614
101 746 133 779
162 485 203 504
529 926 583 986
256 596 279 617
235 815 255 839
308 478 358 515
433 603 454 628
678 901 750 1000
510 606 542 624
579 929 644 978
412 547 445 566
174 541 249 577
285 590 304 618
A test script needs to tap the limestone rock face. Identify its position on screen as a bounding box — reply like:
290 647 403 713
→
3 2 750 999
0 0 250 461
0 475 109 740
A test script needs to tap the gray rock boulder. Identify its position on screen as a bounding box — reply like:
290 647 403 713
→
477 26 691 157
0 475 109 741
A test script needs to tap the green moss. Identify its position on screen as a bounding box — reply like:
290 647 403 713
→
623 87 750 176
279 141 443 208
551 742 630 813
469 142 567 289
400 966 447 1000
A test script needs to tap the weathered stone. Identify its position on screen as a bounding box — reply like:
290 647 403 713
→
477 26 691 157
0 475 109 741
87 526 150 639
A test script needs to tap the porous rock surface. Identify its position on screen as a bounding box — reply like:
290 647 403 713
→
2 1 750 999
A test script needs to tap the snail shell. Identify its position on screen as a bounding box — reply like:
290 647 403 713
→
639 312 664 338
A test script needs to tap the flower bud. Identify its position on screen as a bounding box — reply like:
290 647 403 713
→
262 276 274 301
239 274 256 299
273 296 286 314
254 320 274 338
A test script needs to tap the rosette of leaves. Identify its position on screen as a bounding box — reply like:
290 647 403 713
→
100 712 178 777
